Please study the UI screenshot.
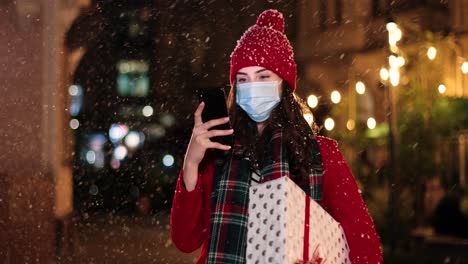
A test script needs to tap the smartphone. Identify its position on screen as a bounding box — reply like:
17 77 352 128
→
197 87 233 147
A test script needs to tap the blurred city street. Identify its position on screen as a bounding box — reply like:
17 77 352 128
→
1 0 468 263
59 213 199 264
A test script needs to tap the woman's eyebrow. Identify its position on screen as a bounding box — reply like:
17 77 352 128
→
255 68 269 74
237 68 269 75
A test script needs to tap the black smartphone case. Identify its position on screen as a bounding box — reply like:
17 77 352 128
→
197 88 234 147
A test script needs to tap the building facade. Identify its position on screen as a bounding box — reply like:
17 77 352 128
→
296 0 468 186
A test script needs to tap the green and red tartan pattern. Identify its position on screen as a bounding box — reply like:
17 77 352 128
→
207 129 323 264
308 137 324 203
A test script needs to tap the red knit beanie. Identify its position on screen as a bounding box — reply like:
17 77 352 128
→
230 9 297 91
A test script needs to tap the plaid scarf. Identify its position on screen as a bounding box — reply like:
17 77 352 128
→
207 129 323 263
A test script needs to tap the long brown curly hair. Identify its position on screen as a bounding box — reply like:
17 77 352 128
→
226 81 320 180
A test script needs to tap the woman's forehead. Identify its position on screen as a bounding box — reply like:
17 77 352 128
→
237 66 269 74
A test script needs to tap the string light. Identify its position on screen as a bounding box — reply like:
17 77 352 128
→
389 55 399 68
307 95 319 108
462 62 468 74
386 22 402 48
380 68 389 81
355 81 366 94
324 118 335 131
397 56 405 67
367 118 377 129
389 67 400 86
346 119 355 131
386 22 397 32
331 90 341 104
427 47 437 60
438 84 446 94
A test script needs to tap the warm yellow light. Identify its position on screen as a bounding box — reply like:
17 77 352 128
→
397 56 405 67
303 113 314 125
389 68 400 86
388 26 402 47
324 118 335 131
390 45 399 53
346 119 355 131
355 81 366 94
438 84 446 94
386 22 397 32
118 61 130 74
389 55 399 68
367 117 377 129
331 90 341 104
462 62 468 74
380 68 389 81
394 28 402 42
427 47 437 60
307 95 319 108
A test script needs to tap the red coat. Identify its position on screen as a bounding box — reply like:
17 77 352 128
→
171 136 383 264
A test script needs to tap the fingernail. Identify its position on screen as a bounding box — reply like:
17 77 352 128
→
224 117 230 120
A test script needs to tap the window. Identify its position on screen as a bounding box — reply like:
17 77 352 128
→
372 0 382 17
335 0 342 25
69 84 83 116
116 60 150 97
319 0 343 28
319 0 327 30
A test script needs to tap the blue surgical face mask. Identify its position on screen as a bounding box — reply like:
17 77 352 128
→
236 81 281 122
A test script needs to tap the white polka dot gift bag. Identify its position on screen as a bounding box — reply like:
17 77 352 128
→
246 176 351 264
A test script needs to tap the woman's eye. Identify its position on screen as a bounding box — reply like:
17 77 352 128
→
260 75 270 79
237 78 246 83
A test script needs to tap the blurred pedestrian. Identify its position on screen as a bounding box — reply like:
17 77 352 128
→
432 186 468 238
171 9 382 264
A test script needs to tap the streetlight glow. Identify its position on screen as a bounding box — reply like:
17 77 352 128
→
331 90 341 104
113 145 128 160
142 105 154 117
162 154 175 167
70 119 80 130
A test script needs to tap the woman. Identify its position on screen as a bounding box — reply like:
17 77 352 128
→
171 9 382 264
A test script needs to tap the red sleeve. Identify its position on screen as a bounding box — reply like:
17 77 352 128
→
318 137 383 264
170 168 207 253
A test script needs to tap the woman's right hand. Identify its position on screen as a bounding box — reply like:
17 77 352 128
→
182 102 234 190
